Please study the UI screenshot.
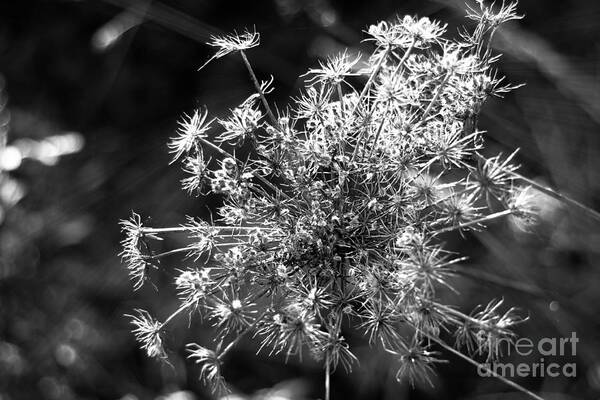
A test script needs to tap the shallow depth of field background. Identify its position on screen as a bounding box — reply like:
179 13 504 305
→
1 0 599 399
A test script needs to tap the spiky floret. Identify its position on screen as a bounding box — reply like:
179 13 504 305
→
168 109 212 163
186 344 228 394
200 29 260 70
127 309 166 359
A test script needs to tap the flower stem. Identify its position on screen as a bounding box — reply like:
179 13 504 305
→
141 226 189 234
325 355 331 400
218 309 268 361
420 70 452 122
240 50 279 129
366 102 390 159
351 46 391 116
147 246 196 259
140 226 278 234
392 38 416 80
432 209 513 235
160 302 190 329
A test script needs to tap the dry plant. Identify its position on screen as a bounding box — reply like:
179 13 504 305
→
119 2 599 398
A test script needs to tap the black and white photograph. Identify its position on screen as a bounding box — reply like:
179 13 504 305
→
1 0 599 399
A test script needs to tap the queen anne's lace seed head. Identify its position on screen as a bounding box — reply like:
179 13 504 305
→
121 1 538 394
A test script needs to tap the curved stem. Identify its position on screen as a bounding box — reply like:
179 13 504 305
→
240 50 279 129
351 46 390 116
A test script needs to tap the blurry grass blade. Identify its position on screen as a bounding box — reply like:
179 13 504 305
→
92 1 149 51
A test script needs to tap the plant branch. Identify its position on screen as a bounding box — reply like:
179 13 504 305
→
240 50 280 128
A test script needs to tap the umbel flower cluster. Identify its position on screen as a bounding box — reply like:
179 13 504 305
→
121 1 543 398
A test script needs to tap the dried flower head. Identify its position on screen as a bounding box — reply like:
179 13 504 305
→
186 344 228 394
120 3 549 399
127 309 166 359
200 29 260 70
119 212 160 290
387 342 447 387
168 109 212 164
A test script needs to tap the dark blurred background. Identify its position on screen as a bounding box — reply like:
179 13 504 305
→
1 0 600 399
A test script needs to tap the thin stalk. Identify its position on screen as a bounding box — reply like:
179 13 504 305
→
351 46 391 116
336 82 347 155
240 50 279 128
420 70 452 122
428 187 473 208
452 266 545 297
336 83 345 117
509 170 600 222
432 209 512 236
366 102 390 159
325 356 331 400
212 242 252 248
392 38 416 80
423 332 545 400
350 106 375 162
403 157 438 187
349 42 413 161
141 226 189 234
147 246 196 259
218 309 268 361
160 301 192 329
140 226 279 238
432 301 487 328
